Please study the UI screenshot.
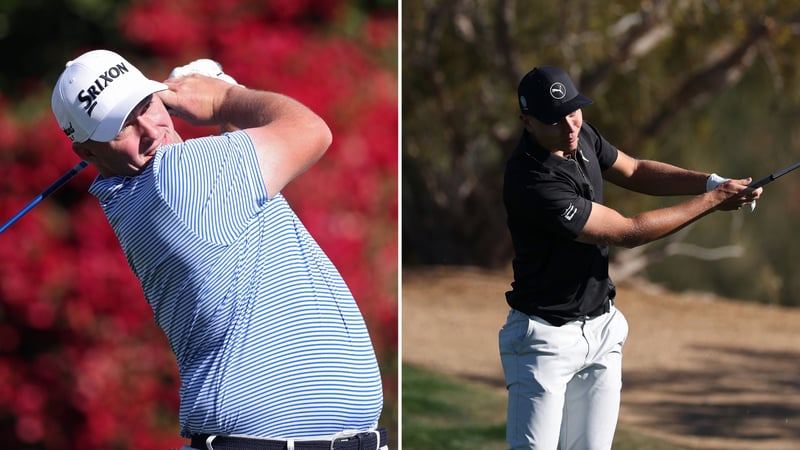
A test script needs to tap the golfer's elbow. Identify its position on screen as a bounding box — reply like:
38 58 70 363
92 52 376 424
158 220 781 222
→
579 217 651 248
316 117 333 157
604 222 652 249
616 235 648 249
596 231 647 249
617 218 671 249
305 113 333 163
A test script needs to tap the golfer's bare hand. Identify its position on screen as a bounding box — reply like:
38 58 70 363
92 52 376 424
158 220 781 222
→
712 178 762 211
158 74 238 126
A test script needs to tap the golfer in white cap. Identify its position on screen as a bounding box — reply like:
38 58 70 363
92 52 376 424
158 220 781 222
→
52 49 387 450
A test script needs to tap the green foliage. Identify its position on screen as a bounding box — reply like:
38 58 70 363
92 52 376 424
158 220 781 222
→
402 364 509 450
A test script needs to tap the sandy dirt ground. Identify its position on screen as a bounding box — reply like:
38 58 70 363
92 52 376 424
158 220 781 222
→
402 266 800 450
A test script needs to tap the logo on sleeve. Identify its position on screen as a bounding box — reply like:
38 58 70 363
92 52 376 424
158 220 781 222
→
561 203 578 221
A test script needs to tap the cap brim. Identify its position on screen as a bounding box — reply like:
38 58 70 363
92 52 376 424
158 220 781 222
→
534 94 593 125
90 80 168 142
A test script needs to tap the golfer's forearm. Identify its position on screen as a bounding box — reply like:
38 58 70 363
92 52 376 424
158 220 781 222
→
216 88 312 130
623 194 718 247
624 159 708 196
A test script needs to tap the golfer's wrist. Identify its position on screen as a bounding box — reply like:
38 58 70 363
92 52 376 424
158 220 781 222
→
706 173 729 192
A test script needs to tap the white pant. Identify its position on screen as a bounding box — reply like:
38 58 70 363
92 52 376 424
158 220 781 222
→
499 306 629 450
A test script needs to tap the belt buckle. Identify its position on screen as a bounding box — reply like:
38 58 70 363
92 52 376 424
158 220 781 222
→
330 429 380 450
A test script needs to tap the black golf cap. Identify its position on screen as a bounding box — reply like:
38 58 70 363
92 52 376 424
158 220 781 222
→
518 66 593 124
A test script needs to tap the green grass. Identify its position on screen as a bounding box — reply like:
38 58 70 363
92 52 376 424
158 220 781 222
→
402 364 695 450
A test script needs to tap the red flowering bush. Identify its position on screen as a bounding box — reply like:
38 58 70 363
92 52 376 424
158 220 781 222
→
0 1 397 448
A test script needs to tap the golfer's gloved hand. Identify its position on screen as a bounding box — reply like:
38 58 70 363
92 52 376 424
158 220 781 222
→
707 173 756 212
169 59 242 86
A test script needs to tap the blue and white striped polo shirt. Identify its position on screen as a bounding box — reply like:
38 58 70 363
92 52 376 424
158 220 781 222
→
89 131 383 438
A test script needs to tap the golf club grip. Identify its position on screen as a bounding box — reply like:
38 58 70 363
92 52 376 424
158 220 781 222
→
748 175 774 189
749 161 800 189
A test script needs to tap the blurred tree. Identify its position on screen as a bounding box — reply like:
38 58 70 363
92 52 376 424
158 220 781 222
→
403 0 800 306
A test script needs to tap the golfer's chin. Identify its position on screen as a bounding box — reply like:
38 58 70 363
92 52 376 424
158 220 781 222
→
568 137 579 150
545 139 579 155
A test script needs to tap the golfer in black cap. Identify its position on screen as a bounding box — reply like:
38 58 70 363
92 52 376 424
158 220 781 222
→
499 66 761 450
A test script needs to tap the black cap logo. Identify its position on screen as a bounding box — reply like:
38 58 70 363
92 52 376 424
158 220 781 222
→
549 82 566 100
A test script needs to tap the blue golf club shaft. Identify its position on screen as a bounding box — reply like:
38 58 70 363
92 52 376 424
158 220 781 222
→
0 160 89 235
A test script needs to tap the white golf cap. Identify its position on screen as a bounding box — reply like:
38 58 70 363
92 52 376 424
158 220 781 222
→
51 49 167 143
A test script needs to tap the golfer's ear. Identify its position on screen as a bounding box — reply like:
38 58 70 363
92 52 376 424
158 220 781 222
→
520 114 534 132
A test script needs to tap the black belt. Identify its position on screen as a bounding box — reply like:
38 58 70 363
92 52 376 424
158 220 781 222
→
190 428 387 450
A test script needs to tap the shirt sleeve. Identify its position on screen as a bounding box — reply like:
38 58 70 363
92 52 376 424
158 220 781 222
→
527 176 592 240
152 130 270 244
505 159 592 241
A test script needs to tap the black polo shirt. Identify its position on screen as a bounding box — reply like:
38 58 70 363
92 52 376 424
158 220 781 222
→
503 122 619 326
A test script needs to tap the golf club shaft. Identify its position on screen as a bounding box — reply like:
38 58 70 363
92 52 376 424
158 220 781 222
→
749 161 800 189
0 160 89 235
